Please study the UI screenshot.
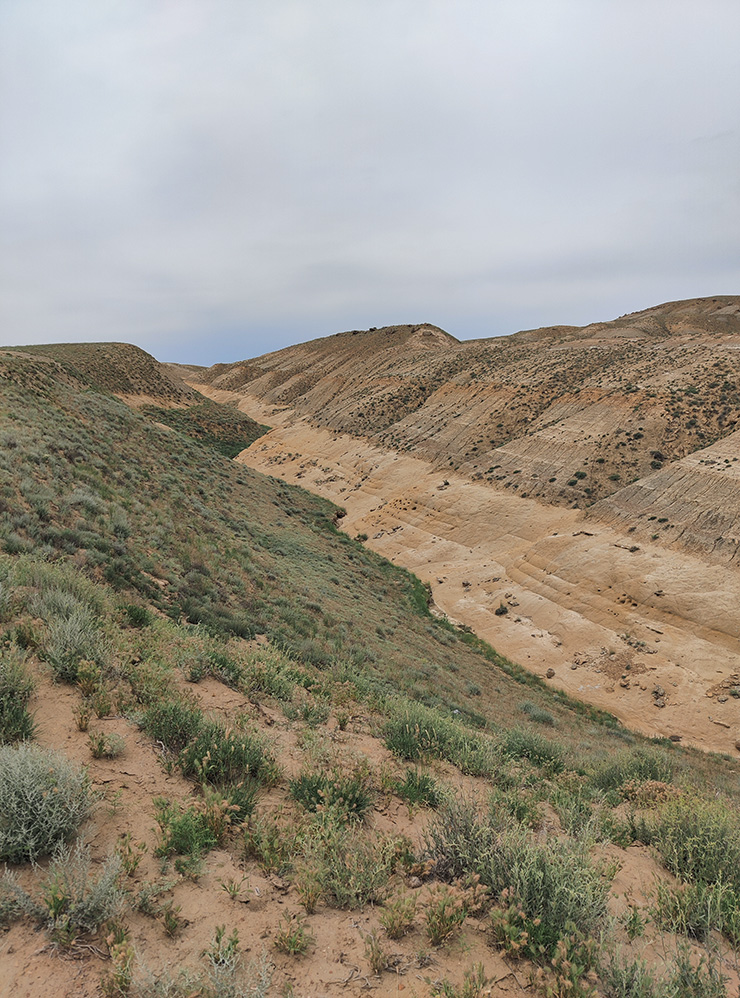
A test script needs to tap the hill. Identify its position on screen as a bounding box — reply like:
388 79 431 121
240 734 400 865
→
193 298 740 516
186 297 740 755
1 336 739 997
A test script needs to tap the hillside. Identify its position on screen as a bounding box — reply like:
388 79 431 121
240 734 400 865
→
186 297 740 756
2 340 740 997
194 298 740 516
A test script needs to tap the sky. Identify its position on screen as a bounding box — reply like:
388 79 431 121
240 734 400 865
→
1 1 739 366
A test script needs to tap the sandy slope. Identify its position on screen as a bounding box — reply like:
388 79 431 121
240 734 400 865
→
191 386 740 756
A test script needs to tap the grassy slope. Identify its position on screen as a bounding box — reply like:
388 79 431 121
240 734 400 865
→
1 345 739 996
0 347 623 737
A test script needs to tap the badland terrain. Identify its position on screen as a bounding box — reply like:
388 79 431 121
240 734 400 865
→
0 296 739 997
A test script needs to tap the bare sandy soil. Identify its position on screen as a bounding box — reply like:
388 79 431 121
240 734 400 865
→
191 387 740 757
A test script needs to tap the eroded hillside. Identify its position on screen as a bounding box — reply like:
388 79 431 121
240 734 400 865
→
2 340 740 998
187 297 740 754
194 298 740 515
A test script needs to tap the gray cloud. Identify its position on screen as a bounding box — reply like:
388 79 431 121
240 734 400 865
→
1 0 739 364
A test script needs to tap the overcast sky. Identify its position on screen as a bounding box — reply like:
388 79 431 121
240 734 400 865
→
1 1 739 365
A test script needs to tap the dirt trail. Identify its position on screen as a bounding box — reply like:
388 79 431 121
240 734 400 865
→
191 385 740 756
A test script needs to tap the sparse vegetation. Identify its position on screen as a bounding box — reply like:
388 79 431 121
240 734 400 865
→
1 339 740 995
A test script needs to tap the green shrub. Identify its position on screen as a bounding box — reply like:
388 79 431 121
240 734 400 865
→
222 779 260 824
0 744 93 862
650 794 740 893
384 706 451 760
518 701 555 726
42 600 106 683
289 771 372 820
651 878 740 943
488 785 542 829
244 810 297 875
1 842 122 944
0 645 34 744
597 955 660 998
123 603 153 628
179 720 278 788
591 748 673 795
153 797 217 859
88 730 126 759
395 769 443 808
668 947 728 998
143 699 204 753
299 814 397 909
500 727 564 772
383 702 499 777
425 798 608 960
379 893 416 939
550 783 596 838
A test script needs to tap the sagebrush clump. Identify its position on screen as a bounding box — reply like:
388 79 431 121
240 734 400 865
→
0 743 93 862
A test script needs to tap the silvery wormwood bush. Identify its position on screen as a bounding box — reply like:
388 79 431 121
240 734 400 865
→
0 743 94 862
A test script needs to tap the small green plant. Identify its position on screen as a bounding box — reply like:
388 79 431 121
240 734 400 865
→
274 911 313 955
206 923 240 968
379 893 416 939
620 903 647 939
2 842 122 946
424 884 467 945
159 898 186 938
288 770 372 820
116 832 147 877
153 797 217 860
75 660 101 697
431 963 488 998
395 769 443 809
91 686 114 718
102 925 135 998
363 931 388 974
133 877 177 917
73 701 92 731
0 644 35 744
0 743 93 861
293 863 323 913
219 874 250 900
89 730 126 759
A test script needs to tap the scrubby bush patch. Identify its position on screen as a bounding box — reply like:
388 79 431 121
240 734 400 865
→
0 743 93 862
425 798 609 965
289 770 373 820
1 842 122 945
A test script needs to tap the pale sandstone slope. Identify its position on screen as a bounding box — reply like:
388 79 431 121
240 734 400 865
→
186 297 740 754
